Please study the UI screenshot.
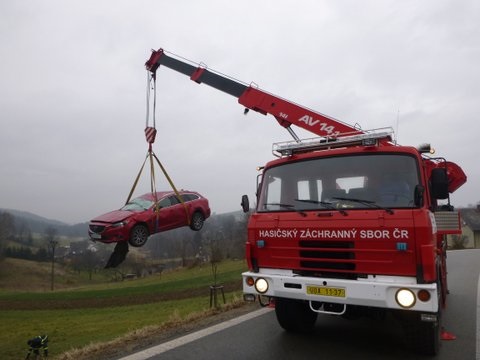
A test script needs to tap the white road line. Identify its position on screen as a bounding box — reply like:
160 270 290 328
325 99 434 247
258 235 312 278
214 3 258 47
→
118 307 272 360
477 274 480 360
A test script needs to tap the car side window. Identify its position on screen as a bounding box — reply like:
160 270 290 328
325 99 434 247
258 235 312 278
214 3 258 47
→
183 194 198 202
178 194 199 202
158 197 171 208
169 195 180 205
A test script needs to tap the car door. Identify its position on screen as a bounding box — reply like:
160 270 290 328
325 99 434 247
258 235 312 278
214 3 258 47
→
158 195 189 231
168 195 191 228
153 196 174 232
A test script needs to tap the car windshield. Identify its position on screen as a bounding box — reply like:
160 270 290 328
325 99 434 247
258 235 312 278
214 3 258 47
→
258 153 420 212
121 197 154 211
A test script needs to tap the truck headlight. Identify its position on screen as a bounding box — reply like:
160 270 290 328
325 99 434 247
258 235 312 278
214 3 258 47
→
255 278 269 294
395 288 416 308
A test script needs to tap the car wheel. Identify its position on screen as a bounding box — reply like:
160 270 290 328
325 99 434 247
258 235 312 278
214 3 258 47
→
190 211 205 231
129 224 149 247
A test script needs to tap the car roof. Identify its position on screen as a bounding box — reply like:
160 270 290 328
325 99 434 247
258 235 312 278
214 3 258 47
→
138 191 199 201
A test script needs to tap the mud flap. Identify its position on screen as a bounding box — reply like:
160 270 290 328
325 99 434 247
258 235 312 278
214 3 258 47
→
104 242 129 268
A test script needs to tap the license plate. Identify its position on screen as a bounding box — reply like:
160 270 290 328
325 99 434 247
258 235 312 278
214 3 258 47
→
91 233 102 239
306 285 346 298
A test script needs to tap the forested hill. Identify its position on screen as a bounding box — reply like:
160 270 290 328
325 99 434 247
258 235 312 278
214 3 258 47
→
0 208 87 237
0 208 247 240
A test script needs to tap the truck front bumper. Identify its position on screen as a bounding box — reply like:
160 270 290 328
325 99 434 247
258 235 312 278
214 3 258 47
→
242 268 439 312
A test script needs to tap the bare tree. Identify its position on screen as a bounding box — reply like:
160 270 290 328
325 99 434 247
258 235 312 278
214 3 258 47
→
450 234 469 250
0 212 15 259
16 220 33 245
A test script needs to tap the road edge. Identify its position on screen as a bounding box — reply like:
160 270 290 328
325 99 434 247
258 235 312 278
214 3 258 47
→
117 307 273 360
477 273 480 360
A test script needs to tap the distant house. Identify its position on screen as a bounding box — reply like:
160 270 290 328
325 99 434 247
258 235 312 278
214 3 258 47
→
458 207 480 248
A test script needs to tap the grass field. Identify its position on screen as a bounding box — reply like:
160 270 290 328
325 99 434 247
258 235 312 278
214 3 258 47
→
0 257 112 292
0 258 248 360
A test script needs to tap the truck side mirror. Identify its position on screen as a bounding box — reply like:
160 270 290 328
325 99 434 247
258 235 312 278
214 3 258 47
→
241 195 250 213
414 185 424 207
431 168 449 200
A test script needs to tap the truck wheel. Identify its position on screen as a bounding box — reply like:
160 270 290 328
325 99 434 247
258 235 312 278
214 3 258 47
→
403 313 440 355
129 225 149 247
275 298 317 333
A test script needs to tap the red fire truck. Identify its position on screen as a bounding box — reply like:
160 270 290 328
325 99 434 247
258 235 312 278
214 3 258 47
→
146 48 466 355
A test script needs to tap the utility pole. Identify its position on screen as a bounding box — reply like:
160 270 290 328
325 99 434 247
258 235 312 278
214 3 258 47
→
45 226 59 292
50 239 58 291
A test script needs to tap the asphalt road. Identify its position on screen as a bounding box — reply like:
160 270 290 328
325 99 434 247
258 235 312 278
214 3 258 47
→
120 249 480 360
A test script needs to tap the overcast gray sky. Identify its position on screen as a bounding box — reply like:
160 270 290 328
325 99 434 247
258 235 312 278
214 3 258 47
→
0 0 478 224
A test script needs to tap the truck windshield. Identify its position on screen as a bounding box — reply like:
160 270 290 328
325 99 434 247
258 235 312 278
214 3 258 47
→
258 153 420 212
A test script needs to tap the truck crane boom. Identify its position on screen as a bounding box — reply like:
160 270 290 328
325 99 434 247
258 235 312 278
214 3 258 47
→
146 48 361 141
146 48 465 194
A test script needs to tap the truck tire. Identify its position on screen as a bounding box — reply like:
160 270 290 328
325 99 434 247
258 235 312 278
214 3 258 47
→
275 297 317 333
403 312 440 355
400 274 443 355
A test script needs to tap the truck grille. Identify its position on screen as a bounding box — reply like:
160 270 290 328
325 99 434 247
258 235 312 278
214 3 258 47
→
434 211 461 234
298 240 356 279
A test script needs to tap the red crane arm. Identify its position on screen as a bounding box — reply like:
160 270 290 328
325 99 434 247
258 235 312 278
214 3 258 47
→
145 49 360 138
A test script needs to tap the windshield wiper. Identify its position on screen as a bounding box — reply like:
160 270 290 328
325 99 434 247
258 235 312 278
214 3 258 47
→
263 203 307 217
333 197 394 214
294 199 348 216
264 202 294 209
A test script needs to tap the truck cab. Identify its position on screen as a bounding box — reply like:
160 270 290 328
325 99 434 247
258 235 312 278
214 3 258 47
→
242 130 462 355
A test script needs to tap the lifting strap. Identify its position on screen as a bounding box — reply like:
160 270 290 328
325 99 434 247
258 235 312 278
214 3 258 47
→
124 72 190 227
125 149 191 225
104 63 192 269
